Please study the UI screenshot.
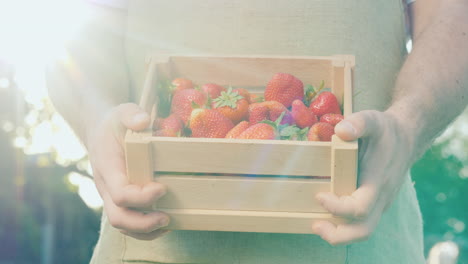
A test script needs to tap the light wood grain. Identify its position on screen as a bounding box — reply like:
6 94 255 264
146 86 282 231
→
158 208 344 234
150 137 331 176
166 55 333 89
331 135 358 196
125 133 153 185
154 175 330 213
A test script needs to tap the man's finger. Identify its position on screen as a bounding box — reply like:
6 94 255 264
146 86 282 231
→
116 103 151 131
316 184 378 219
101 184 170 234
312 220 374 246
335 110 383 141
95 170 166 209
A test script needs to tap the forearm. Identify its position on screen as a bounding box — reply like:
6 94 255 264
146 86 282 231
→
387 0 468 161
46 3 129 145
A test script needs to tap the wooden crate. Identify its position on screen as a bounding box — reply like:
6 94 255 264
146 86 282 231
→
124 55 357 234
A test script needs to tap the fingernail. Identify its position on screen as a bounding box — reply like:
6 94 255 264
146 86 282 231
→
158 217 169 227
336 120 356 138
133 112 150 124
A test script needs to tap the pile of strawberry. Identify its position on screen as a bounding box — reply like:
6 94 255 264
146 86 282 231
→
153 73 343 141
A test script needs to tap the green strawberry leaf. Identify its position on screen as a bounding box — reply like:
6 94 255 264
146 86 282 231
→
191 101 201 109
260 120 277 126
280 125 300 137
297 127 310 141
212 87 243 109
273 111 286 128
206 96 212 109
307 80 327 103
252 95 265 103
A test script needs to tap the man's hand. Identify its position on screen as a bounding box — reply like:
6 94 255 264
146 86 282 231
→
312 110 414 245
87 103 170 240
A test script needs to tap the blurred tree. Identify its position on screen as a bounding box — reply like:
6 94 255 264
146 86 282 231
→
0 60 100 264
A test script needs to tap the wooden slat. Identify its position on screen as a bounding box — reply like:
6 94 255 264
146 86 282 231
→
168 56 333 88
343 60 354 117
331 135 358 196
154 175 330 213
158 208 344 234
151 137 331 176
332 63 345 106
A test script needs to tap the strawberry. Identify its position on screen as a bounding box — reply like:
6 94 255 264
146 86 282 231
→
153 129 178 137
308 122 335 142
202 83 226 99
291 99 318 128
233 88 251 103
264 73 304 108
212 88 249 124
309 91 341 118
171 89 207 124
238 123 276 140
189 109 234 138
248 101 293 126
238 111 285 140
320 113 344 127
153 113 184 134
171 78 194 93
248 103 269 125
279 125 309 141
226 121 250 139
262 101 294 125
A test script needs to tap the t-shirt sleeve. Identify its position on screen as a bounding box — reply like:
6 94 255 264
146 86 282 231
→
85 0 128 9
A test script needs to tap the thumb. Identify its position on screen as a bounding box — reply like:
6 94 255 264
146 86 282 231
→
334 110 382 141
116 103 151 131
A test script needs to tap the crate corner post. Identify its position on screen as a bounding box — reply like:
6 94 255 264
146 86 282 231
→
330 135 358 196
125 131 154 185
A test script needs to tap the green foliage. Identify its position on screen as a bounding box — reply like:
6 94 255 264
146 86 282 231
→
412 142 468 262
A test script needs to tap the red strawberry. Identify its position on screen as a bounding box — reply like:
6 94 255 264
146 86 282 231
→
291 100 318 128
262 101 293 125
189 109 234 138
308 122 335 142
153 113 184 133
238 123 276 140
320 113 344 127
212 88 249 124
309 91 341 117
153 129 178 137
226 121 250 139
264 73 304 108
202 83 226 99
171 89 207 124
171 78 194 93
248 103 269 125
233 88 251 103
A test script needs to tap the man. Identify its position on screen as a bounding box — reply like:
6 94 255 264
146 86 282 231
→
47 0 468 263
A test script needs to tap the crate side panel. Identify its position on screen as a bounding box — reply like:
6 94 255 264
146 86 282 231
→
160 209 345 234
154 175 330 213
169 56 333 88
125 138 154 185
331 136 358 196
151 139 331 176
